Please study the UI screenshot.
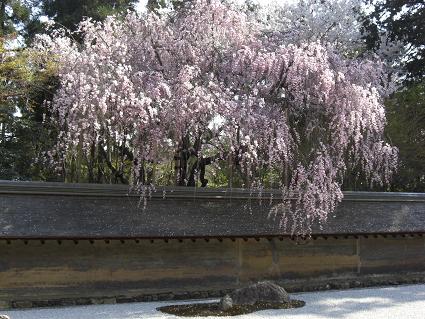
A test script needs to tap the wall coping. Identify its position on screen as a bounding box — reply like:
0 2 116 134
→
1 180 425 202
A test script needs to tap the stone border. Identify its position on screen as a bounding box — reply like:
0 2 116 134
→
2 272 425 310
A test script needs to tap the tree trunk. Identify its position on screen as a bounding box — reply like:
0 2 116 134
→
0 0 6 37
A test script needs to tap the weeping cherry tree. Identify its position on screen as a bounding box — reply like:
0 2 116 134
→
33 0 398 234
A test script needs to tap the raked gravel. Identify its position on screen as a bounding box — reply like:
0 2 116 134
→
2 284 425 319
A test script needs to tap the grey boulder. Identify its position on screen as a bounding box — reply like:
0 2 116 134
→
219 281 290 310
0 315 10 319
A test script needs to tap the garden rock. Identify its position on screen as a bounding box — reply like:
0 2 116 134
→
220 281 290 309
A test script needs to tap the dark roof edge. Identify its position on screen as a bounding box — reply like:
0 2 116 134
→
0 180 424 201
0 231 424 241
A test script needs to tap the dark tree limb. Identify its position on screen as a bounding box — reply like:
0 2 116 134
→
98 143 129 184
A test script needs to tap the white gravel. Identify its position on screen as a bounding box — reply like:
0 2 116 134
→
2 284 425 319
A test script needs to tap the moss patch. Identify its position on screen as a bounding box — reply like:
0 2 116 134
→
157 299 305 317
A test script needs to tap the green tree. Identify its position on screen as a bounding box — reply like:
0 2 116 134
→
38 0 137 31
363 0 425 82
386 81 425 192
0 1 41 179
0 37 59 180
0 0 32 37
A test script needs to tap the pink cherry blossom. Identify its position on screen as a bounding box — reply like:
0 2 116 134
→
33 0 397 235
